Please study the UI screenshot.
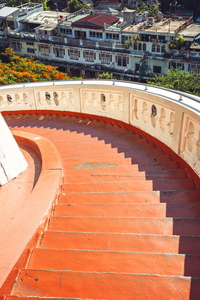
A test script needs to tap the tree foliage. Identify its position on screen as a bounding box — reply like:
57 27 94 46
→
68 0 89 13
98 72 113 79
169 35 185 49
136 1 159 16
0 48 71 85
148 68 200 97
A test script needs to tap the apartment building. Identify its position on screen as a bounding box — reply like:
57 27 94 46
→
1 3 200 80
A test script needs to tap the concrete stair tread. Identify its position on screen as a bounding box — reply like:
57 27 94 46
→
59 191 160 204
61 181 153 193
40 231 200 254
27 248 195 276
54 203 166 217
10 269 196 300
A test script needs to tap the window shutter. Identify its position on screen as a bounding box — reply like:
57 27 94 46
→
110 55 112 62
94 53 96 59
99 53 101 60
53 48 55 54
68 49 70 56
127 57 129 64
115 56 117 63
83 52 85 58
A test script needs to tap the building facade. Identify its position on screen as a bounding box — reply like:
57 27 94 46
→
0 4 200 80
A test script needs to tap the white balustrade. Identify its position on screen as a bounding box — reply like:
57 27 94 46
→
0 80 199 176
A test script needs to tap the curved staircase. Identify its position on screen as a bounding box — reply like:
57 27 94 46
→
2 112 200 300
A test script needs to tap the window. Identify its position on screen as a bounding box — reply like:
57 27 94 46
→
99 53 112 65
89 31 102 39
27 42 34 46
68 49 80 60
170 62 184 70
106 33 119 40
161 45 165 53
27 48 35 54
13 42 21 51
143 43 146 51
60 28 72 35
84 51 96 62
135 63 140 71
116 55 129 67
138 43 142 51
157 45 160 52
54 47 65 58
189 64 200 74
153 66 161 74
152 44 156 52
39 45 49 56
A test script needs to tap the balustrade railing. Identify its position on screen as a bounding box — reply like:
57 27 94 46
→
0 80 199 176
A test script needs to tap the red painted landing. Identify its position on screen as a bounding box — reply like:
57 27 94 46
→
1 113 200 300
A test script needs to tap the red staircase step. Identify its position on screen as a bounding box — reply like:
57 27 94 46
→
153 179 196 191
173 218 200 236
49 216 173 235
62 181 153 193
11 269 192 300
145 169 188 179
62 164 140 175
160 190 200 203
41 231 180 253
28 248 186 276
54 203 166 217
138 161 180 171
166 203 200 218
59 191 160 204
63 173 146 184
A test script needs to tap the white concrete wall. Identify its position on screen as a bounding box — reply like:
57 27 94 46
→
0 113 28 185
0 80 199 176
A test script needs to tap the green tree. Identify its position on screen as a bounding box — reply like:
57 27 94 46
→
68 0 89 13
148 68 200 97
170 35 185 50
98 72 113 79
148 4 159 17
136 1 148 11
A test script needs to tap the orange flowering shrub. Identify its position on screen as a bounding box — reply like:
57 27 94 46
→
0 48 71 85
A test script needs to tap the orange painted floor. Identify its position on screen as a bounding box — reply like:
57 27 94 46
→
1 113 200 299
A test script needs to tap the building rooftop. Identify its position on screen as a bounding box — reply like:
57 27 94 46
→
0 6 18 19
123 18 190 34
72 13 119 29
179 23 200 39
21 11 69 25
